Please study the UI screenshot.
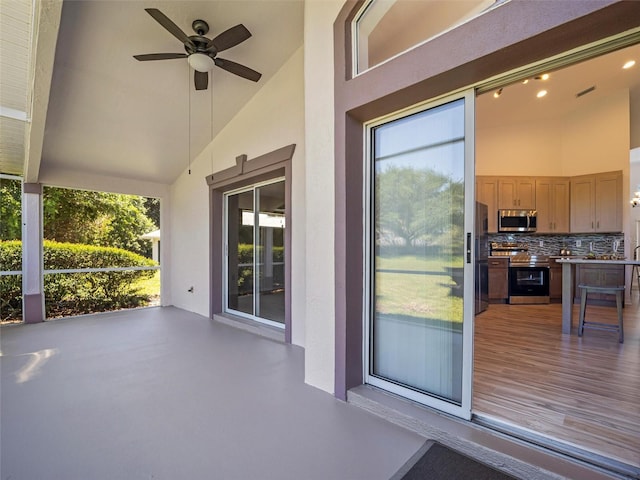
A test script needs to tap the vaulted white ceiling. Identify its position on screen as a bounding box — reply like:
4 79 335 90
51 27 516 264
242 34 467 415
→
30 0 303 185
5 1 639 187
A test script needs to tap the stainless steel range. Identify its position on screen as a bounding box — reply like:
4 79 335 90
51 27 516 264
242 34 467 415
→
490 242 550 304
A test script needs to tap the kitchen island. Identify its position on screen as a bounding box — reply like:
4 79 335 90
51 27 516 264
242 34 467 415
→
557 257 640 334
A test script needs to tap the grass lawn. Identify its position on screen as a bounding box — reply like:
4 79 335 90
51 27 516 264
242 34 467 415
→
375 254 464 322
135 270 160 299
377 253 463 271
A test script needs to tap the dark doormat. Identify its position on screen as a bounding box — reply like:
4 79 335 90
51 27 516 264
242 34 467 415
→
390 440 518 480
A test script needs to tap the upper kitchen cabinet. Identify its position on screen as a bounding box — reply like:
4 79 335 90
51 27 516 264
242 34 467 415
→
498 177 535 209
535 178 570 233
570 171 622 233
476 176 498 232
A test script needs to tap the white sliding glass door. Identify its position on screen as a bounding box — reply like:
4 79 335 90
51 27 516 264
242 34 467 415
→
365 90 475 419
225 179 286 327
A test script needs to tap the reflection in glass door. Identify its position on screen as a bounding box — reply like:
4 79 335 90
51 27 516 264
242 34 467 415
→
366 91 475 419
225 179 285 327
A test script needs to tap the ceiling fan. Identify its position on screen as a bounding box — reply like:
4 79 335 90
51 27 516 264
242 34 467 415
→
134 8 262 91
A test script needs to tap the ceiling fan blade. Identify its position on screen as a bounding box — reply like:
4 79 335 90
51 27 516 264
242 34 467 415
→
145 8 195 49
134 53 188 61
206 24 251 52
194 71 209 90
214 58 262 82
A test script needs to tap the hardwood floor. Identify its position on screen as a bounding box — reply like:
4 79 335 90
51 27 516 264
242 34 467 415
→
473 300 640 469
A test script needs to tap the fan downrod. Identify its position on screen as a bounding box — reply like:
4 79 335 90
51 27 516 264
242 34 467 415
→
192 19 209 36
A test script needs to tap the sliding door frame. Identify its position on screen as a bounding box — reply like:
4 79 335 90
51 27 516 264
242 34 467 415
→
207 145 295 342
223 177 286 328
363 89 476 419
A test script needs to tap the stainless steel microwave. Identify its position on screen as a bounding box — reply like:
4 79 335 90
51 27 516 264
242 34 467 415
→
498 209 537 232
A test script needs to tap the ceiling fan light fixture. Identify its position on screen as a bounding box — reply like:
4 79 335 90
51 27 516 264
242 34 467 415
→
134 9 261 88
188 53 215 72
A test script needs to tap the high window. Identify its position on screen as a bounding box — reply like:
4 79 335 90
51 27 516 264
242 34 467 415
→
353 0 502 75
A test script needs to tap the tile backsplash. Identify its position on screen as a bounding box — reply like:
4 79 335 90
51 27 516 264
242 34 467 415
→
488 233 625 257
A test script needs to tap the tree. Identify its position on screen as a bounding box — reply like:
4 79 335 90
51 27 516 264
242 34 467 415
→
43 187 156 256
143 197 160 229
376 166 464 253
0 178 21 241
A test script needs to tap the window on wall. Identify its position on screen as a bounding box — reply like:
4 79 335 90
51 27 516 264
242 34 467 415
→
353 0 503 75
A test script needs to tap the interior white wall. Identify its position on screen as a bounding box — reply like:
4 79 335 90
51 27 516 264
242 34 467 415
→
476 118 563 175
560 89 629 176
302 0 345 394
630 148 640 248
631 86 640 150
476 89 630 177
168 47 307 345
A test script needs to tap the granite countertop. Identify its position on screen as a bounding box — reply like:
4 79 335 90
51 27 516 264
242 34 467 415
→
556 257 639 265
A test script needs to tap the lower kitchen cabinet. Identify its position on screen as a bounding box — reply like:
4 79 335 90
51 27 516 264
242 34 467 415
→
488 257 509 302
573 264 625 306
549 258 562 301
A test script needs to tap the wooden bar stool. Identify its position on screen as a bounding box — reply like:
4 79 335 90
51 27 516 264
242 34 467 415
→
578 285 625 343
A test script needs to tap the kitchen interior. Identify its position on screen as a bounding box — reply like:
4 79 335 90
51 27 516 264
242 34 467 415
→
471 42 640 473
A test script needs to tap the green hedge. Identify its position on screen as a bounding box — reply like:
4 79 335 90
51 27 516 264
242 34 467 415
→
0 241 22 322
234 244 284 294
0 240 157 321
237 244 284 264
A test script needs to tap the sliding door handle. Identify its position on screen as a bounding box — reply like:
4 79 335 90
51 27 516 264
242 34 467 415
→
466 232 472 264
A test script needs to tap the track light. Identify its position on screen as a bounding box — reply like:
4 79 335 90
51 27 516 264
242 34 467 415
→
631 186 640 207
493 88 503 98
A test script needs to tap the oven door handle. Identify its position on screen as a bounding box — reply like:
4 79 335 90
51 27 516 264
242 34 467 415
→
466 232 471 264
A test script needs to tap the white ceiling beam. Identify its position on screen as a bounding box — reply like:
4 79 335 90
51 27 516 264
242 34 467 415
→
24 0 63 183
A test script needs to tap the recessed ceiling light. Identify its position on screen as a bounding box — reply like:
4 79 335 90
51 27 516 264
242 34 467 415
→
623 60 636 69
537 90 547 98
493 88 503 98
522 79 529 84
535 73 550 81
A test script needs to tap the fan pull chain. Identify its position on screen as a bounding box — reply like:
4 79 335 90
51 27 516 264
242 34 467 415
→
187 64 191 175
210 82 214 174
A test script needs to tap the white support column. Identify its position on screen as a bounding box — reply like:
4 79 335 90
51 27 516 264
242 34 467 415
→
22 183 44 323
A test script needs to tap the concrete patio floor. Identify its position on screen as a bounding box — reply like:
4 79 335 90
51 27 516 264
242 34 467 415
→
1 307 424 480
0 306 623 480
